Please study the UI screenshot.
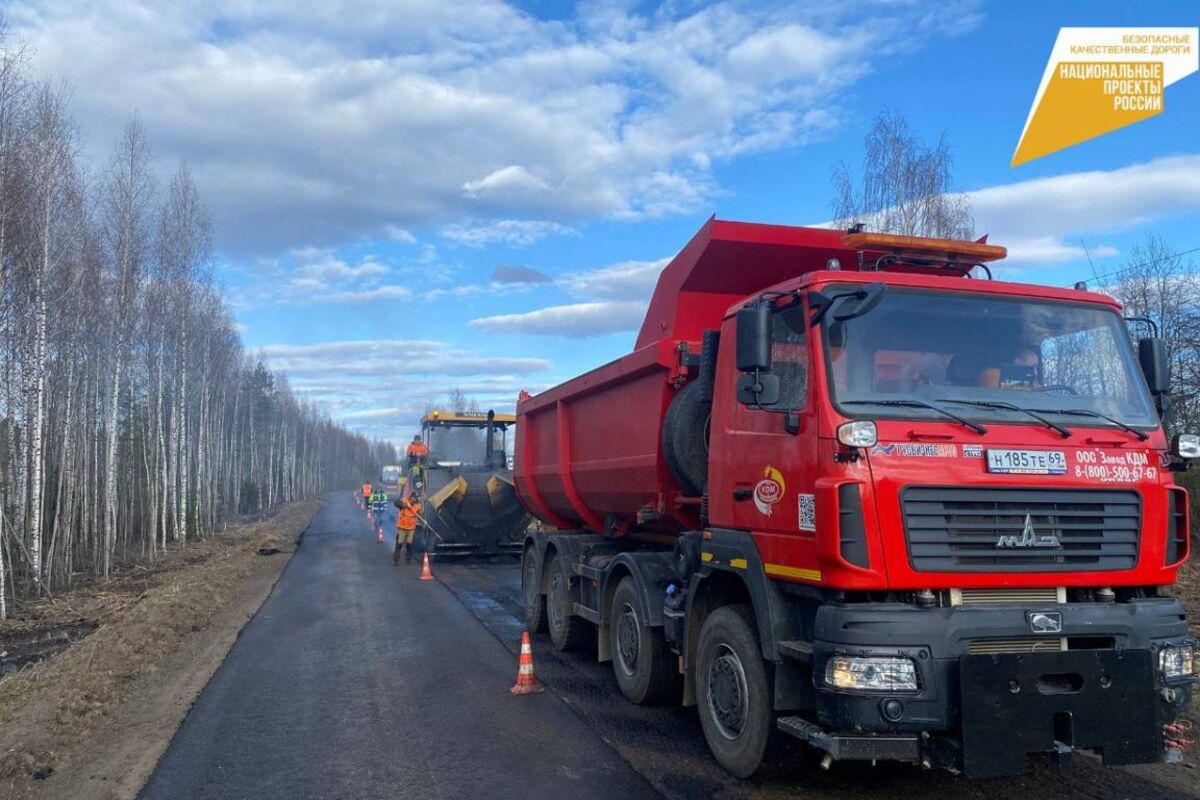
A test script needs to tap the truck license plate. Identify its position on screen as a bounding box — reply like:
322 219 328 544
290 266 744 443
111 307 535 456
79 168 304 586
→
986 449 1066 475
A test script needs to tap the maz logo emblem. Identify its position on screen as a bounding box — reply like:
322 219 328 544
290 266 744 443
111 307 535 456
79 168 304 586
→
1027 611 1063 634
996 514 1062 549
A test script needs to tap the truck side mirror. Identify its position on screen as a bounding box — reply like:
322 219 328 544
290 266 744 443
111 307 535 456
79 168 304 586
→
832 282 887 322
736 303 772 372
1138 337 1169 395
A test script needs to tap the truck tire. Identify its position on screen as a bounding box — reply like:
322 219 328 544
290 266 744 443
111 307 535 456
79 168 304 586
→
610 577 681 704
522 546 547 634
696 604 772 778
546 552 590 651
662 379 709 497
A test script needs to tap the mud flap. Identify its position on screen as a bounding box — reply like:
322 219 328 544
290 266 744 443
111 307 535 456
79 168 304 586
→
960 649 1160 777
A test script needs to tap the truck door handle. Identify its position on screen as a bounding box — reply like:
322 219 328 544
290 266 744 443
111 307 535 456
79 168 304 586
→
733 489 753 501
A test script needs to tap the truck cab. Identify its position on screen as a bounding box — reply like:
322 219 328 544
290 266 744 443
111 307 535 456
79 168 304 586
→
516 220 1196 778
707 245 1194 775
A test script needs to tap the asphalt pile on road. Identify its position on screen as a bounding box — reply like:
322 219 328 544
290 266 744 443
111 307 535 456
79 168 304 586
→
0 500 318 800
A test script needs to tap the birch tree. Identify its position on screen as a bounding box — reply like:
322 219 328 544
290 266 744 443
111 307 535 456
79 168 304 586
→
22 85 75 590
832 109 973 239
0 30 393 616
99 116 154 577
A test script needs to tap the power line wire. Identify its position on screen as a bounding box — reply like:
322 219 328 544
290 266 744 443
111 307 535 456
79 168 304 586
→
1064 245 1200 288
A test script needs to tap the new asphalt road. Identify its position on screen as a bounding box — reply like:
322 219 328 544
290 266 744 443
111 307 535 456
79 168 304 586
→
141 492 1196 800
138 493 657 800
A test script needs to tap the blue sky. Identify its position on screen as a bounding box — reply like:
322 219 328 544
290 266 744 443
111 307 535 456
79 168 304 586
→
11 1 1200 444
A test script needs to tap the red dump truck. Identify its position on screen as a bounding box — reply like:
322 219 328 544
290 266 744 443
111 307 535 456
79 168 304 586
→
514 219 1197 778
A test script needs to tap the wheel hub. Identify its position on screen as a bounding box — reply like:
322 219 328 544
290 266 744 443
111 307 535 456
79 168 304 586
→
707 644 748 741
616 604 640 677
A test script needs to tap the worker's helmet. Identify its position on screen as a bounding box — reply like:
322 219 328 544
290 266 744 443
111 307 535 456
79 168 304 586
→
412 435 421 442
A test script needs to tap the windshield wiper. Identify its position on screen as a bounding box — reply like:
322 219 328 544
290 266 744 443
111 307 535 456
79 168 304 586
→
1036 407 1149 441
841 399 987 435
938 398 1071 439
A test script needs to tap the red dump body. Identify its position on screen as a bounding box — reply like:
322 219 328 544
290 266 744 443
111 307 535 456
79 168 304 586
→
513 219 853 534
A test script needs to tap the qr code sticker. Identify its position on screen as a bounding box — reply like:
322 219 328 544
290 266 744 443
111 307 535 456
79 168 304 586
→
798 493 816 532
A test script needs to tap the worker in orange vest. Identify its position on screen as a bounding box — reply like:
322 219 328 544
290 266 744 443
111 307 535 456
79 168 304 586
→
406 435 428 467
361 481 372 504
405 435 429 495
394 492 423 566
406 435 428 461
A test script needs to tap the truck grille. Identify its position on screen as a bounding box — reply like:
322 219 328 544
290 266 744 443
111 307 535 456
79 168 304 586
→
968 638 1065 655
951 587 1065 606
902 487 1140 573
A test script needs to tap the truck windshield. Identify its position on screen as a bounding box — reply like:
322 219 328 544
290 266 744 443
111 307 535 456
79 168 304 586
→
822 288 1157 429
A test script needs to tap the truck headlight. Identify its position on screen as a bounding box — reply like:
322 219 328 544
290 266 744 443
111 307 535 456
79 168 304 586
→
1160 644 1196 680
837 421 877 448
825 656 918 691
1174 433 1200 460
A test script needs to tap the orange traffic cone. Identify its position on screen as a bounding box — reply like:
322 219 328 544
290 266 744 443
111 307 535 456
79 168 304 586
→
377 526 384 542
510 631 544 694
419 552 434 581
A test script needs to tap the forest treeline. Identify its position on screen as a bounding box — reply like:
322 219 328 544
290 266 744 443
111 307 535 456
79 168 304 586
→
0 40 394 617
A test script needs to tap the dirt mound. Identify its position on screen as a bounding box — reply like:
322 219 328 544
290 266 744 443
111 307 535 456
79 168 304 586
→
0 500 319 799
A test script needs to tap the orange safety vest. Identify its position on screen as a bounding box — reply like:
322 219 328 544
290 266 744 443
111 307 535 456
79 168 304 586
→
362 482 372 497
397 500 422 531
406 441 429 463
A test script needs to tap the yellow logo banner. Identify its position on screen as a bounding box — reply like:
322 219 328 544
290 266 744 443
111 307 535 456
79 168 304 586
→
1013 28 1198 167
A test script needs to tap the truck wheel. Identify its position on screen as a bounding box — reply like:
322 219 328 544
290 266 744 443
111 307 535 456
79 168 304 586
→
610 577 681 704
696 604 772 778
546 552 590 651
522 546 547 634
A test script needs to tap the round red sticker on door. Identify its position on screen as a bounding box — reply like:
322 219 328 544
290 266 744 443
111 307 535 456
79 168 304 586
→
753 466 786 515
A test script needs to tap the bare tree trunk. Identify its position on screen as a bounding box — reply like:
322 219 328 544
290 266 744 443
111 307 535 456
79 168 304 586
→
27 135 53 589
101 118 152 577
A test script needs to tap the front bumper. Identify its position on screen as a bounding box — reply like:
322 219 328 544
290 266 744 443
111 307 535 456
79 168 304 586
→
806 597 1193 776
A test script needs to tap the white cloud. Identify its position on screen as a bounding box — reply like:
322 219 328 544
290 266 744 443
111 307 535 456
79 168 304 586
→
462 165 550 202
559 258 670 300
491 265 552 284
440 219 576 247
967 155 1200 265
229 249 424 306
470 300 648 337
338 407 413 421
296 255 389 282
465 255 670 336
383 225 417 244
421 267 553 300
8 1 981 254
726 24 863 85
423 284 488 301
465 154 1200 337
259 339 551 376
256 338 556 441
991 237 1118 265
323 285 412 303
